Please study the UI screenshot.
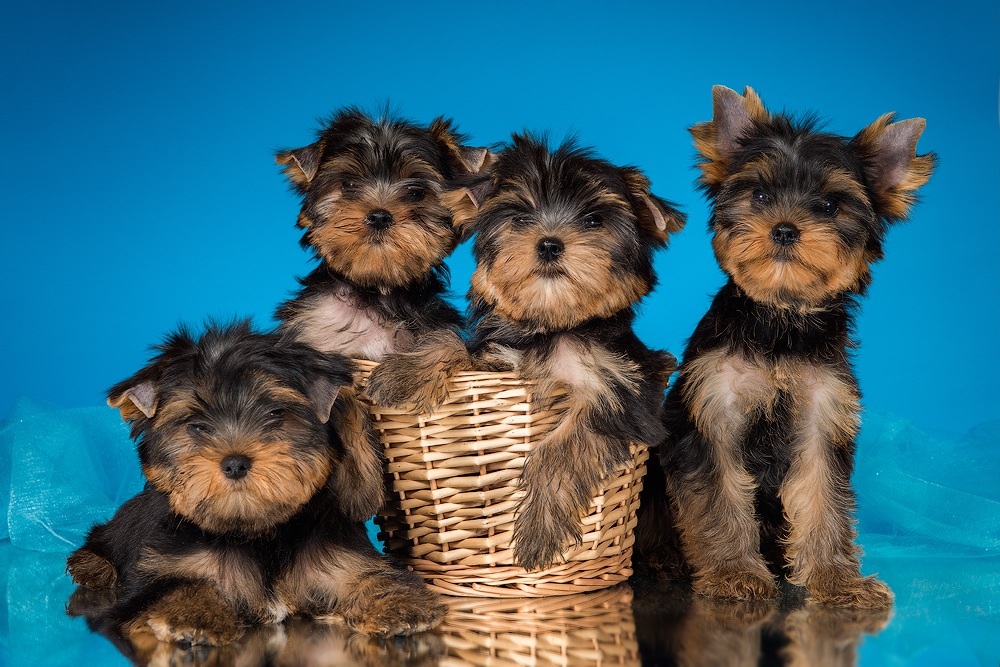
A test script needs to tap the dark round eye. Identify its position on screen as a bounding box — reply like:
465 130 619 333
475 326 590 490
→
511 215 530 227
582 213 603 229
405 185 426 202
186 422 211 436
341 178 360 194
819 198 840 217
752 189 771 204
267 408 285 420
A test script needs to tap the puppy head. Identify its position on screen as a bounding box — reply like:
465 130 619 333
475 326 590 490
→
692 85 935 309
461 133 685 332
277 108 490 291
108 321 355 536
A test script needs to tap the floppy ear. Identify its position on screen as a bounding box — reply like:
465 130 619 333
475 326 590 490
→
428 116 493 176
440 177 496 240
306 376 341 424
690 85 769 187
620 167 686 245
851 114 936 222
107 380 158 421
276 139 326 191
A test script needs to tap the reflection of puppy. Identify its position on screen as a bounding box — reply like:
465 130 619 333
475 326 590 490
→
66 322 445 646
643 86 934 607
398 134 684 571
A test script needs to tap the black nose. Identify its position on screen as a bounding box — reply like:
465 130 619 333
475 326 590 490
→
221 455 251 480
365 209 393 231
770 222 800 247
536 237 564 262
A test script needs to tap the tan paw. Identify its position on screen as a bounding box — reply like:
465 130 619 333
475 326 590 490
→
808 576 893 609
693 567 778 601
345 593 447 637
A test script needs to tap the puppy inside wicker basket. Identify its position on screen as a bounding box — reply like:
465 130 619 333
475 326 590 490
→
366 133 685 571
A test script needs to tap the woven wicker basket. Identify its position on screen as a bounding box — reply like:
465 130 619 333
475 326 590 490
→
354 360 648 597
438 585 639 667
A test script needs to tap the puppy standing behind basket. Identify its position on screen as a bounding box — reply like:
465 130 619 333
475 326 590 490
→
364 134 686 596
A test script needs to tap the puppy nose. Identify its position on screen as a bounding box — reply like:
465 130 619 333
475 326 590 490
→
770 222 800 247
365 209 393 230
536 238 564 262
220 455 252 480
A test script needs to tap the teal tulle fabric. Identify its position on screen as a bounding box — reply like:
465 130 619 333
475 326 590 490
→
0 398 997 665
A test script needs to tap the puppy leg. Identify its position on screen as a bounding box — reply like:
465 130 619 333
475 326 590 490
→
365 330 473 412
781 368 892 609
668 351 780 599
123 582 243 646
331 387 387 521
67 548 118 589
285 544 446 637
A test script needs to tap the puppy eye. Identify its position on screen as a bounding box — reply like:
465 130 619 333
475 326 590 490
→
267 408 285 421
511 215 530 227
404 186 426 202
582 213 604 229
186 422 211 436
752 189 771 205
818 198 840 217
341 178 360 194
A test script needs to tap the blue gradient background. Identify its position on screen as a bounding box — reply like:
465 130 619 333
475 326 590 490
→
1 2 998 666
2 1 998 434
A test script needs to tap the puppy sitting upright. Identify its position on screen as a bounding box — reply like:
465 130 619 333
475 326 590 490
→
650 86 934 607
275 107 488 358
451 134 685 570
66 322 445 645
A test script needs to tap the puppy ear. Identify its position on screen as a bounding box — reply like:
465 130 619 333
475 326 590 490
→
306 376 342 424
428 116 493 176
276 140 325 189
441 177 496 240
621 167 686 244
852 114 936 222
690 85 769 187
107 381 158 421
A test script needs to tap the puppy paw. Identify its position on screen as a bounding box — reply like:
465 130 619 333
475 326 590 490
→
66 548 118 589
365 356 450 413
344 588 447 637
512 509 580 572
808 576 893 609
126 583 243 646
693 567 778 601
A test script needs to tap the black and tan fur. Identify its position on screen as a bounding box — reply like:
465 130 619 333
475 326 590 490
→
66 322 445 646
274 107 489 476
381 134 685 570
638 86 935 607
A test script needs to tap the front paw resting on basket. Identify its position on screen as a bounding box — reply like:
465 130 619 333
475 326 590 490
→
512 504 581 572
365 330 472 413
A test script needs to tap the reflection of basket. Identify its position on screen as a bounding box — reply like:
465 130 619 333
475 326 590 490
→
439 585 640 667
354 360 648 598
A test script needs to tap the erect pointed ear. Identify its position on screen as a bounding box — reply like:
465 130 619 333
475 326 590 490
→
276 139 326 189
621 168 686 244
690 85 769 187
107 381 158 421
852 114 936 222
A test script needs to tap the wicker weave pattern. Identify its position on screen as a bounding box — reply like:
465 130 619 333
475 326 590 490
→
354 360 648 597
438 586 639 666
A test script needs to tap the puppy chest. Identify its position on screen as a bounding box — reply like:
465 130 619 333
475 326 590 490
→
291 293 412 360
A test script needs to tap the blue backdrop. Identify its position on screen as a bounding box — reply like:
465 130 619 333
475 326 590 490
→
1 1 997 434
1 3 998 666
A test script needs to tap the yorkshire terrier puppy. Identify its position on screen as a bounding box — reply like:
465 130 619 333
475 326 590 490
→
402 134 685 570
66 322 446 646
641 86 934 607
274 107 489 467
275 107 488 357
